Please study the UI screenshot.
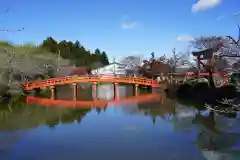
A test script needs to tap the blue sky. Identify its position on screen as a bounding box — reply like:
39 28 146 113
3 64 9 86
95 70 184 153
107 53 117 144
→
1 0 240 61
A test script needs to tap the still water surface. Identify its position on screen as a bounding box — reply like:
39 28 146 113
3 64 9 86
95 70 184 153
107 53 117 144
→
0 84 240 160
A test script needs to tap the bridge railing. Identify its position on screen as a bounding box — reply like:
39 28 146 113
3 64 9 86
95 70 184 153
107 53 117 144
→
25 75 159 90
28 75 154 84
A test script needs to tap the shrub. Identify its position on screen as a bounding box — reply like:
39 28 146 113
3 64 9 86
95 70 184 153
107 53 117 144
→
215 85 237 100
177 83 192 98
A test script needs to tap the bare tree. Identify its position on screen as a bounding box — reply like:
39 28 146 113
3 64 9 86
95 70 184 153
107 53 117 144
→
0 46 70 95
191 35 240 57
190 36 224 51
191 36 240 64
226 25 240 47
190 35 240 87
215 58 230 71
157 54 167 63
120 55 142 68
166 48 190 73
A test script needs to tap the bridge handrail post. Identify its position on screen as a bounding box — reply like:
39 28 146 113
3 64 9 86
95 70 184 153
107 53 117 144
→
24 79 29 90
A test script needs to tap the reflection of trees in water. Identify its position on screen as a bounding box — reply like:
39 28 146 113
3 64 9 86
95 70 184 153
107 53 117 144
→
193 111 240 152
170 104 199 131
201 150 240 160
195 128 239 151
177 104 240 159
119 87 156 115
141 94 240 159
138 97 177 123
0 96 91 131
194 113 240 160
165 101 240 159
193 111 219 134
46 108 90 128
95 107 107 115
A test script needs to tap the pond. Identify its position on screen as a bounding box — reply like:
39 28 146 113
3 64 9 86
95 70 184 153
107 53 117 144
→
0 84 240 160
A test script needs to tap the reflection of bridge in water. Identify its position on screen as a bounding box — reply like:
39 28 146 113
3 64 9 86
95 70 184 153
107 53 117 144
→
26 93 162 108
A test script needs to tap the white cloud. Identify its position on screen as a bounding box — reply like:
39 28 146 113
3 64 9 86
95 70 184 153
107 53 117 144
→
121 21 138 29
191 0 222 12
177 35 194 42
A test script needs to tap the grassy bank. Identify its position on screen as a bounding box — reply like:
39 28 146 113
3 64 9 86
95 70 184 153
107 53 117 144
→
0 42 71 100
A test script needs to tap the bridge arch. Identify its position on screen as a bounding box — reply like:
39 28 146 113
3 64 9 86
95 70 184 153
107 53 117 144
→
24 75 159 90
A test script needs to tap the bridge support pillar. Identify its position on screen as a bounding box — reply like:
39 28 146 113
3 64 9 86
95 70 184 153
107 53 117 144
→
92 82 97 100
114 82 118 100
135 84 139 96
50 86 55 99
72 83 77 101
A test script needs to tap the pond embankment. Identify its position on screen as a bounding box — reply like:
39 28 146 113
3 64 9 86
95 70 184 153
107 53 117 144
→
165 81 239 109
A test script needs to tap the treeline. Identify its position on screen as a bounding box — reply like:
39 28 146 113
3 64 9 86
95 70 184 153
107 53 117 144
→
40 37 110 67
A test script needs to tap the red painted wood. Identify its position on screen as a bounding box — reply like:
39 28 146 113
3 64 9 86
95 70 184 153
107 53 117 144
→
24 76 160 90
26 93 162 108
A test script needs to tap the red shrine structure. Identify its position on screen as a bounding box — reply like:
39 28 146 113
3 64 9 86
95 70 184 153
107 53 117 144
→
192 48 216 77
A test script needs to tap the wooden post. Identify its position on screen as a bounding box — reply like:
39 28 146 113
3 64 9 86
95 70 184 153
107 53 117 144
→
50 86 55 99
114 82 118 100
92 82 97 100
196 55 200 78
135 84 139 96
24 80 28 90
72 83 77 101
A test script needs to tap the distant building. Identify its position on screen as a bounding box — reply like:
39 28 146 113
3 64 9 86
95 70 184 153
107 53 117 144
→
69 67 90 76
175 66 198 73
139 60 171 78
91 62 139 76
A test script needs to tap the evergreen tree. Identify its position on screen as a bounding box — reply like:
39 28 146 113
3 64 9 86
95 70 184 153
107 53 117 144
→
101 51 109 65
40 37 110 68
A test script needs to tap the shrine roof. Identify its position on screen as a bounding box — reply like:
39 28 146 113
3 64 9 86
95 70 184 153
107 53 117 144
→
192 48 213 56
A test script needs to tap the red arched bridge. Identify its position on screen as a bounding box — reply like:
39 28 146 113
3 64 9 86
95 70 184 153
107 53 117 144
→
24 75 159 90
